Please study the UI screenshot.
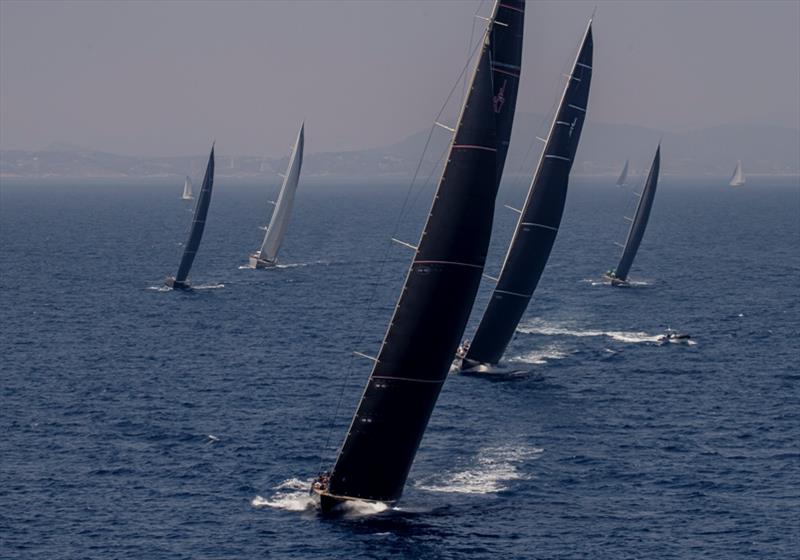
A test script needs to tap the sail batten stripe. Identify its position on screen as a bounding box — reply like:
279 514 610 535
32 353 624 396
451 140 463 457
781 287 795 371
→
499 2 525 13
568 104 586 112
521 222 559 232
414 260 484 269
492 61 521 70
452 144 497 152
492 67 520 78
576 62 592 69
545 155 572 162
372 376 446 385
494 289 532 298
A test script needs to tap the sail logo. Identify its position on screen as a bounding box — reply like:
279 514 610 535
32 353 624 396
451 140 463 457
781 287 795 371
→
493 80 508 114
569 117 578 137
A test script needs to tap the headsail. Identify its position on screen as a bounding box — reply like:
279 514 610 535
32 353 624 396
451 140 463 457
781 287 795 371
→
167 145 215 290
181 175 194 200
729 160 745 187
607 144 660 283
250 123 305 268
462 19 593 369
617 159 629 186
317 0 524 509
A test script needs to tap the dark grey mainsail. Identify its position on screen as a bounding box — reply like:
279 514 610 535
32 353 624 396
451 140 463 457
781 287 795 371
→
166 144 215 290
616 159 629 187
315 0 524 510
605 144 660 285
461 20 593 370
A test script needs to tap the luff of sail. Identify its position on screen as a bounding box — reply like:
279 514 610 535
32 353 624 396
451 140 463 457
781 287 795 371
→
729 160 745 186
166 145 215 290
317 0 523 511
462 19 593 369
182 175 194 200
250 123 304 268
606 144 660 284
617 159 629 186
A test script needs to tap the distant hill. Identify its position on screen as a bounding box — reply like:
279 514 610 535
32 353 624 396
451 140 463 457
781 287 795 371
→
1 117 797 179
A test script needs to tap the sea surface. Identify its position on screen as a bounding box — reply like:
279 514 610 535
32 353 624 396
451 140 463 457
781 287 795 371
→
1 174 798 559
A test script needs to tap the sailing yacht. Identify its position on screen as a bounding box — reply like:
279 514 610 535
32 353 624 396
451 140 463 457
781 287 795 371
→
165 144 215 290
181 176 194 200
616 159 629 187
729 160 745 187
604 144 660 286
249 123 304 269
459 17 593 372
312 0 524 511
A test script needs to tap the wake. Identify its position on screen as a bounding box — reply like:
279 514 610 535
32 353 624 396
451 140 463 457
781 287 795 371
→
416 445 543 495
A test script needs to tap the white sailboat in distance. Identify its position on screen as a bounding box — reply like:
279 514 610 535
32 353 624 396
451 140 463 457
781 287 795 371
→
249 122 304 268
181 175 194 200
729 160 745 187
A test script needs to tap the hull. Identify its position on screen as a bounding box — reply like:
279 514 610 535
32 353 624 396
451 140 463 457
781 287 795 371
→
165 276 191 291
313 489 389 514
249 254 277 269
603 272 629 287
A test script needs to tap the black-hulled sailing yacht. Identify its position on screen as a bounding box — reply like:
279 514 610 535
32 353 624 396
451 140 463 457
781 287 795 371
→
166 144 215 290
605 144 661 286
459 19 593 372
313 0 524 511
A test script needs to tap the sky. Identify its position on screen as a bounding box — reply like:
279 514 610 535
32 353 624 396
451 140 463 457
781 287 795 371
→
1 0 798 158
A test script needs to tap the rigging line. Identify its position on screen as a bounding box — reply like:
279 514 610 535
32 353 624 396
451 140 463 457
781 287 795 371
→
315 7 495 475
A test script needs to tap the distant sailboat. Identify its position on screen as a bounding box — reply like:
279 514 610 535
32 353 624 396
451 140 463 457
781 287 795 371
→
616 159 629 186
166 144 215 290
729 160 745 187
312 0 524 511
459 18 593 372
604 144 660 286
181 175 194 200
249 123 304 268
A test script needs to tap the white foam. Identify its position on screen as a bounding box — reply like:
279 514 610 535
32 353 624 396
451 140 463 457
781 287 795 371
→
251 478 316 512
508 345 567 365
517 320 661 344
416 445 543 495
193 283 225 290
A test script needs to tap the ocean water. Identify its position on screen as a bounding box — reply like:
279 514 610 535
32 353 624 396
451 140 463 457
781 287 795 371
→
1 175 798 559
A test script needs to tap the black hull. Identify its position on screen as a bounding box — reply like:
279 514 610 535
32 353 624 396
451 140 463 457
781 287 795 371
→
165 276 191 291
603 273 629 287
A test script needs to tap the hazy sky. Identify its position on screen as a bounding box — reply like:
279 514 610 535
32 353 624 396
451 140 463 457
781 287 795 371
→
1 0 798 157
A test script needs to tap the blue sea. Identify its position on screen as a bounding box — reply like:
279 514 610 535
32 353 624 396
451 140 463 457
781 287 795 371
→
1 174 798 559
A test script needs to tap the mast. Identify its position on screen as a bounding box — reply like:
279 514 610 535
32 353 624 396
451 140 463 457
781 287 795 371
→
167 144 215 290
462 19 593 369
617 159 629 186
250 123 305 268
318 0 524 509
182 176 194 200
609 144 660 283
729 160 745 186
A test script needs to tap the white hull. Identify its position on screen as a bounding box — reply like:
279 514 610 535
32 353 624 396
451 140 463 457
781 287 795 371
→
249 255 277 269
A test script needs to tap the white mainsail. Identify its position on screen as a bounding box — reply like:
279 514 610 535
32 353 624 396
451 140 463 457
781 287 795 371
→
251 123 304 266
181 175 194 200
616 159 629 186
729 160 745 187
